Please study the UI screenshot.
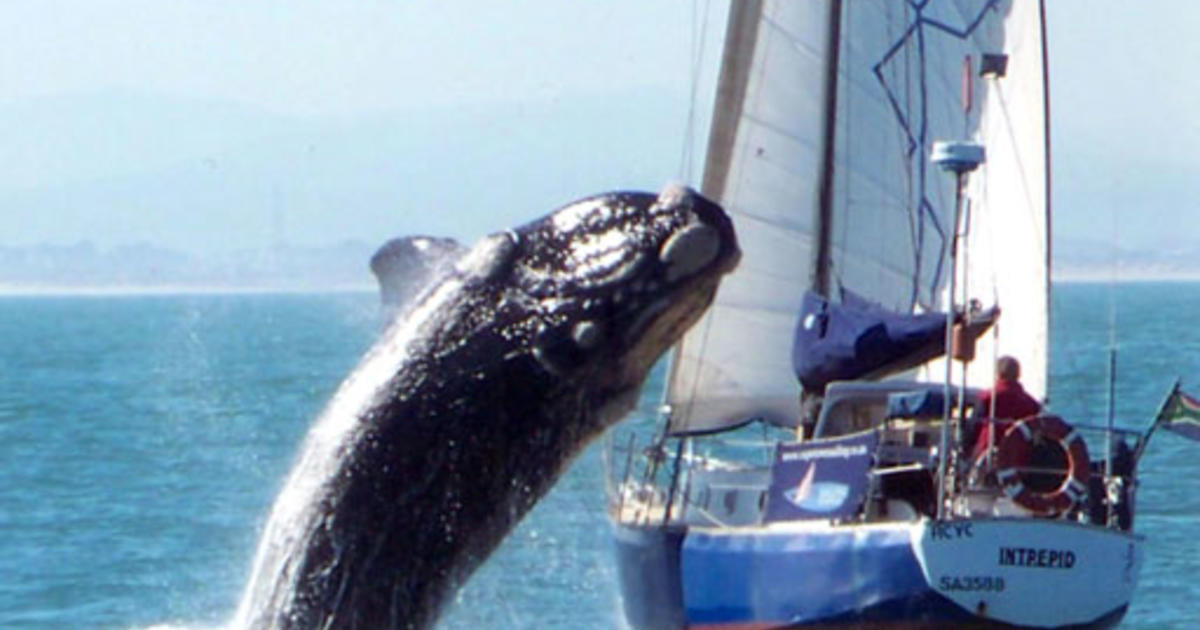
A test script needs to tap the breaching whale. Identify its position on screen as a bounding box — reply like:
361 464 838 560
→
233 185 739 630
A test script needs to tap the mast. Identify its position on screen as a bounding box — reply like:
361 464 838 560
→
811 0 842 297
1040 0 1054 373
699 0 763 200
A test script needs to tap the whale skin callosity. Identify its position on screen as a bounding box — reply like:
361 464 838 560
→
234 185 740 630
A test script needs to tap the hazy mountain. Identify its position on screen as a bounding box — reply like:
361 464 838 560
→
3 90 1187 291
0 88 694 290
0 240 377 293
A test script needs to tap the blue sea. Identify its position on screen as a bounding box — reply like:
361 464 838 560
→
1 284 1198 629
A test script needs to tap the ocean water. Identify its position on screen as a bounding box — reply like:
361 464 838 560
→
0 284 1197 629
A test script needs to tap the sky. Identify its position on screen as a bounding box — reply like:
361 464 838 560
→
0 2 693 116
0 1 709 258
0 1 1195 268
1046 0 1200 256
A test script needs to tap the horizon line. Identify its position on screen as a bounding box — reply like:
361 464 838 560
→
0 282 376 298
5 273 1200 299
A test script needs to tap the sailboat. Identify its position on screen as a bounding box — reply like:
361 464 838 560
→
607 1 1152 628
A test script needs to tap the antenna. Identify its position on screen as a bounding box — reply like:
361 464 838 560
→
930 140 985 520
931 141 985 175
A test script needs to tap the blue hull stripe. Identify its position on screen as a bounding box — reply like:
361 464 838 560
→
613 524 1128 630
682 526 925 625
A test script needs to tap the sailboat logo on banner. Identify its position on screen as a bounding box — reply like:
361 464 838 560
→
784 464 850 513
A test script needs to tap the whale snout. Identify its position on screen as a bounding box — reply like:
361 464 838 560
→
652 184 734 284
652 185 741 286
657 186 739 285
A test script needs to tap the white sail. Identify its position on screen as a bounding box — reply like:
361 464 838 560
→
668 0 1049 434
960 0 1050 398
667 0 833 432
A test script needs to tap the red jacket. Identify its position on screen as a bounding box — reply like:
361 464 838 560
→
978 379 1041 420
973 380 1041 458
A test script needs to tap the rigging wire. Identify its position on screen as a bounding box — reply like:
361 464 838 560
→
1101 171 1121 485
667 0 717 436
1105 179 1120 422
679 0 713 184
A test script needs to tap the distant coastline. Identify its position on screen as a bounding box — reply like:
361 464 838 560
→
4 272 1199 300
0 283 375 297
4 239 1200 296
1053 268 1200 284
0 240 378 296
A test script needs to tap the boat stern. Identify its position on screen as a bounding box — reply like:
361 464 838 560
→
912 518 1143 628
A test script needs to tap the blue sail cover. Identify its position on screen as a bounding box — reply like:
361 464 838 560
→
792 291 949 393
886 389 953 420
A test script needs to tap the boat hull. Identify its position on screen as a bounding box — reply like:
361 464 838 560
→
614 518 1141 630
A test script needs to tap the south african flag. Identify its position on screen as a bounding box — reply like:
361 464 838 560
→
1162 386 1200 441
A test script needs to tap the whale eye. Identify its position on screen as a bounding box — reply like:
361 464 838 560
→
532 322 594 376
571 320 604 350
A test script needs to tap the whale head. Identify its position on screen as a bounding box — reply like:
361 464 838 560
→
453 183 740 428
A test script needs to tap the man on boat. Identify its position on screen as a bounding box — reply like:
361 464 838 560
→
971 355 1041 458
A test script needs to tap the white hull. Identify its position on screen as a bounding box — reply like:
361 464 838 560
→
913 518 1143 627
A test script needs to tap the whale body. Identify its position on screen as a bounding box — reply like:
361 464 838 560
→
234 185 739 630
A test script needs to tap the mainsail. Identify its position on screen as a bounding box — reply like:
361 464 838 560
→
667 0 1050 434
